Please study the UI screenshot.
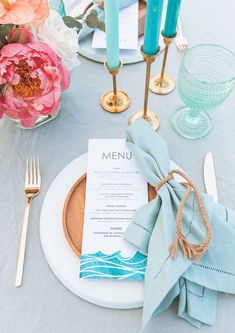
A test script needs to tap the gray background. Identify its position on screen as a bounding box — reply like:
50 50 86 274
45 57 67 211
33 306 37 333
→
1 0 235 332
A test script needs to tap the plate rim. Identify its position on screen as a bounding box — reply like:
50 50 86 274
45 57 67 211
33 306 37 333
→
40 153 145 310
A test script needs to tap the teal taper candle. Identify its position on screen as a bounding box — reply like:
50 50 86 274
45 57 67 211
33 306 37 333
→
163 0 181 38
104 0 119 69
143 0 164 55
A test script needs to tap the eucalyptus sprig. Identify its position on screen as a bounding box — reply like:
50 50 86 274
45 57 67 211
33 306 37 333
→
63 9 105 34
0 24 14 46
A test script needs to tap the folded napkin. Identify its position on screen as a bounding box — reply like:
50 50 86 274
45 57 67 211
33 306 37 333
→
78 0 137 41
124 119 235 329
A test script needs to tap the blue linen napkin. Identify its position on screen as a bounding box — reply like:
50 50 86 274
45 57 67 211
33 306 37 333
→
124 119 235 329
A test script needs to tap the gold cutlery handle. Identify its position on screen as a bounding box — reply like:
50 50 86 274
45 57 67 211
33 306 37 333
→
177 19 183 37
15 197 32 287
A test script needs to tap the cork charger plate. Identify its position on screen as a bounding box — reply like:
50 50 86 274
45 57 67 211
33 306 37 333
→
62 175 157 257
62 174 87 257
40 153 181 309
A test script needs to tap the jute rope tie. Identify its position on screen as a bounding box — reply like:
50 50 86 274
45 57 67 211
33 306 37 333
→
155 169 212 261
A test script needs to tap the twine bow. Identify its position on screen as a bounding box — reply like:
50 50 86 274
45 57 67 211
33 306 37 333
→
155 169 212 261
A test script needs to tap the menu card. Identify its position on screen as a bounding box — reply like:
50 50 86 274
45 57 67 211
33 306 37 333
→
92 1 139 50
80 139 148 280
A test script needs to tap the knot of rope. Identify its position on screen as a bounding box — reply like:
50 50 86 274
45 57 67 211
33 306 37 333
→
156 169 212 261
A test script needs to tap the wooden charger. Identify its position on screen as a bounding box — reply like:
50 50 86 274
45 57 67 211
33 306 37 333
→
62 174 156 257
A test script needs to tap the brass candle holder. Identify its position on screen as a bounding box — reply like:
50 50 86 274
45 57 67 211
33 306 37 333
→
128 46 160 131
100 61 130 113
150 32 177 95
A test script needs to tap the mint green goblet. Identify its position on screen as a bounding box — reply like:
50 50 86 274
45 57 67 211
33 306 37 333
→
172 44 235 139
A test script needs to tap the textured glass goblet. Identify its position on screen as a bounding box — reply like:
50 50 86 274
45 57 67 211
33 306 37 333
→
172 44 235 139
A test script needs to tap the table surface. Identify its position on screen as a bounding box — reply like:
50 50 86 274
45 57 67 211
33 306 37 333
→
1 0 235 332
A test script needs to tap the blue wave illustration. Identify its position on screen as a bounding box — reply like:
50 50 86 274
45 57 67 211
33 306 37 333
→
79 251 147 280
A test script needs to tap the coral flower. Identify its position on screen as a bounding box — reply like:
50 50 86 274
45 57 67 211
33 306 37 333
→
0 41 70 127
0 0 49 26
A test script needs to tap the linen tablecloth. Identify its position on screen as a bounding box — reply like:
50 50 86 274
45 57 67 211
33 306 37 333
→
1 0 235 332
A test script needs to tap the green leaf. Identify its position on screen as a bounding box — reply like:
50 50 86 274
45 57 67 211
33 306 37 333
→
0 24 14 43
97 21 105 32
0 84 6 95
85 13 99 29
63 16 83 30
89 9 98 16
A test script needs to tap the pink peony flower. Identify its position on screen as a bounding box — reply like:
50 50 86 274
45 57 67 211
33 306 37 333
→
0 0 49 26
7 28 37 44
0 41 70 127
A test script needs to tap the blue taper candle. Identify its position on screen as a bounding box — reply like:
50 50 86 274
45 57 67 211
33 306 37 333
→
163 0 182 38
104 0 119 69
143 0 164 55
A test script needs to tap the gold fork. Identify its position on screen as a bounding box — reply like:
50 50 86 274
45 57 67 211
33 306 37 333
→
15 157 41 287
176 19 189 52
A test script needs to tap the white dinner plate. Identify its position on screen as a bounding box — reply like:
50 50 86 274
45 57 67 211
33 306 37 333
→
78 34 165 65
40 153 180 309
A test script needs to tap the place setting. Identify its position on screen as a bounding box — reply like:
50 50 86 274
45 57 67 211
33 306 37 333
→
74 0 166 64
1 0 235 332
69 0 188 64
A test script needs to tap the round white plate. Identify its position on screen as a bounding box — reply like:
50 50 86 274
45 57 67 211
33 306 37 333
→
78 34 165 65
40 153 180 309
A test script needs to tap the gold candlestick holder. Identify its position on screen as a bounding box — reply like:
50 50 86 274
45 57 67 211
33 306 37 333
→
100 61 130 113
150 32 176 95
128 46 160 131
